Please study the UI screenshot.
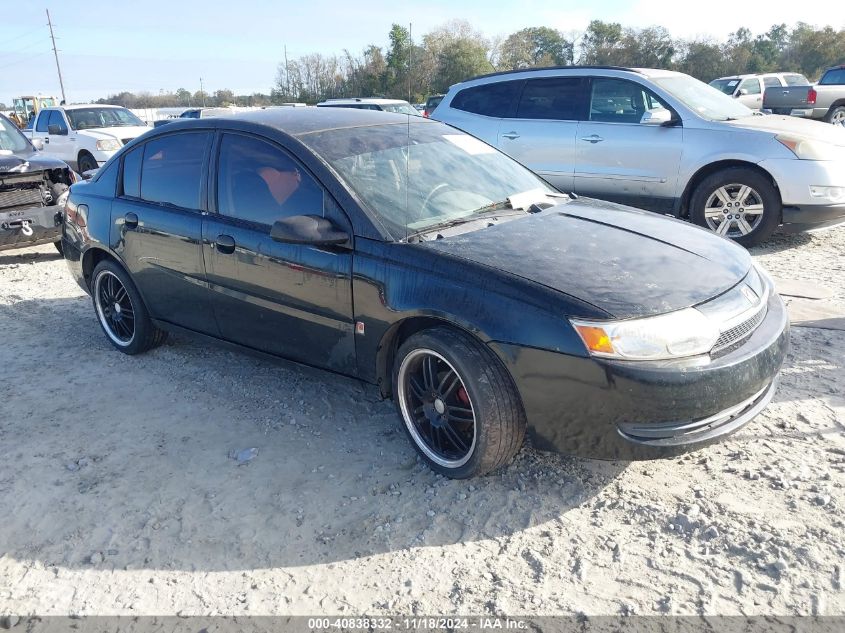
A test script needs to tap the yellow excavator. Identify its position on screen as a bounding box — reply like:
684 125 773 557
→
10 95 59 128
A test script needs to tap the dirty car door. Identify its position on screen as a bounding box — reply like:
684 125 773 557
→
203 132 355 373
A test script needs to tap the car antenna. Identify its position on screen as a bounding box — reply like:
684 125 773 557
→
405 21 412 243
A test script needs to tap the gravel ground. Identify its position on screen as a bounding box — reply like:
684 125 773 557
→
0 226 843 617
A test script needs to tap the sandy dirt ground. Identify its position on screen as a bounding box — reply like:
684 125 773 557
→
0 227 843 618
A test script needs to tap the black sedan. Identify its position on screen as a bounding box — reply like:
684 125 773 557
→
61 109 789 478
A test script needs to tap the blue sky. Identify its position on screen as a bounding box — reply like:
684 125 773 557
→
0 0 839 104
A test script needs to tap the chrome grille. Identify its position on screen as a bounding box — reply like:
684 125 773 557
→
712 304 767 353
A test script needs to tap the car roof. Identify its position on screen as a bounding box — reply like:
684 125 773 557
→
318 98 410 105
56 104 124 110
163 107 434 137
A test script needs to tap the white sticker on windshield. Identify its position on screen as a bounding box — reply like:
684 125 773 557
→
443 134 495 155
728 80 739 87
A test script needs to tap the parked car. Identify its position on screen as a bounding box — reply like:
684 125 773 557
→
433 65 845 246
424 94 444 118
316 98 421 115
709 73 809 110
153 107 239 128
763 65 845 126
0 113 75 253
61 109 788 477
24 104 151 172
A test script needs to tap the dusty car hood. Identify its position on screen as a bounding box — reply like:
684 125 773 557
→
727 114 845 145
0 150 68 174
423 199 752 319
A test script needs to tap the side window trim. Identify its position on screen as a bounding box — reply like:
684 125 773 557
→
118 143 144 200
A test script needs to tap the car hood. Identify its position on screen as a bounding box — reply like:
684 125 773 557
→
79 125 150 141
0 150 69 174
422 199 752 319
726 114 845 145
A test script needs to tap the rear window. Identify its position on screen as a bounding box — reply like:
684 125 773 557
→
121 146 143 198
139 132 209 209
450 80 522 118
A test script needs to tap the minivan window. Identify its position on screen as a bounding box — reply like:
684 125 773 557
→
217 133 324 226
450 81 522 118
140 132 209 209
589 78 668 124
516 77 583 120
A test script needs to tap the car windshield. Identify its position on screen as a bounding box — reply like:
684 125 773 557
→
66 107 145 130
0 116 31 153
382 103 419 116
709 79 739 95
304 120 557 240
654 74 754 121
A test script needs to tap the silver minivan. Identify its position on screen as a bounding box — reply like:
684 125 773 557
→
433 67 845 246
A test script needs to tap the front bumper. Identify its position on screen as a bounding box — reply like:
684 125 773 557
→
0 204 62 252
781 203 845 232
489 291 789 460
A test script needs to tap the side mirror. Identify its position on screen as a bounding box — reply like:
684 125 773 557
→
640 108 673 126
270 215 349 246
47 124 67 136
31 138 44 151
738 88 749 96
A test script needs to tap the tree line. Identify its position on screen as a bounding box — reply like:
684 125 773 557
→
92 19 845 108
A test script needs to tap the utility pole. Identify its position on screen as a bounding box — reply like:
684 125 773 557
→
199 77 206 107
46 9 66 103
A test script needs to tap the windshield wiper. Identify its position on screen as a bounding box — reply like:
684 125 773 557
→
407 204 522 241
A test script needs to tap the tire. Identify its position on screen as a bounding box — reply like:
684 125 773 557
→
53 240 64 255
77 152 98 173
690 167 780 247
392 326 526 478
825 105 845 127
91 260 167 355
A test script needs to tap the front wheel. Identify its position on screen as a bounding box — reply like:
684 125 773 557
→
393 327 526 478
91 260 167 354
78 152 98 173
825 106 845 127
690 167 781 247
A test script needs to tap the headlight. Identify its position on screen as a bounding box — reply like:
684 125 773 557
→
776 135 841 161
95 139 121 151
571 308 720 361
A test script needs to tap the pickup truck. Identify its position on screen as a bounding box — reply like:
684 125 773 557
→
24 104 151 172
763 65 845 126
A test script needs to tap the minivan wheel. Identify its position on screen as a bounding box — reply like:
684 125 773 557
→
91 260 167 354
690 168 780 247
393 327 526 478
826 106 845 127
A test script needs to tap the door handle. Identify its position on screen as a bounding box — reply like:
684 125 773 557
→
215 234 236 255
43 138 49 143
501 131 520 140
580 135 604 143
124 212 138 229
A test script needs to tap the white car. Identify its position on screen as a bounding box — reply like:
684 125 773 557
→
316 98 422 116
433 66 845 246
25 104 151 172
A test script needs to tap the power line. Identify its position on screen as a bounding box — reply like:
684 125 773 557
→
0 27 46 48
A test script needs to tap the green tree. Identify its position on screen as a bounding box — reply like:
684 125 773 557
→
498 27 572 70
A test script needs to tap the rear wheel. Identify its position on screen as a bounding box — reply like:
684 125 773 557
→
393 327 526 478
91 260 167 354
690 167 780 247
825 106 845 127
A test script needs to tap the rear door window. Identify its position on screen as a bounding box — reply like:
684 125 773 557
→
763 77 781 89
516 77 585 120
739 78 761 94
450 80 523 118
140 132 210 209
